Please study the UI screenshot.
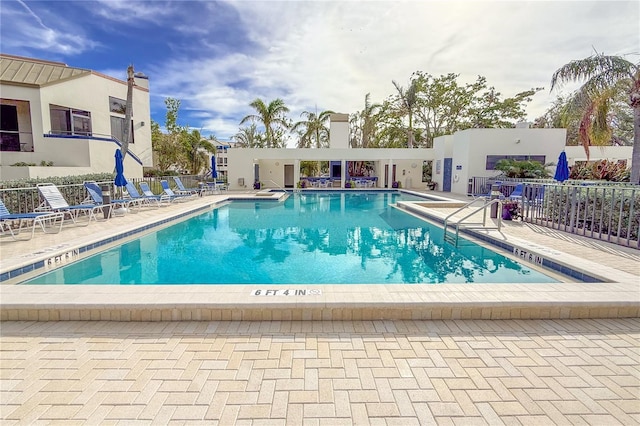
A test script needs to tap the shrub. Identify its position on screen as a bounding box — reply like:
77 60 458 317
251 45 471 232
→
495 159 551 179
569 160 630 182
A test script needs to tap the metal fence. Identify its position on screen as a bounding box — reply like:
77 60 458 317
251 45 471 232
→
0 175 206 215
469 176 637 198
521 182 639 249
3 176 638 250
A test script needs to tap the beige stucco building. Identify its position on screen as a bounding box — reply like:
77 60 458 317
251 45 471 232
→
0 54 152 180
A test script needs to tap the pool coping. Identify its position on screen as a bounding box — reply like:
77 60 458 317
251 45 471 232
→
1 191 639 321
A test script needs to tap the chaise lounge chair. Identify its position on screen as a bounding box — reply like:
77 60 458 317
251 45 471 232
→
138 181 172 205
84 182 144 215
0 199 65 240
172 176 201 195
124 182 161 208
36 183 104 225
160 180 194 202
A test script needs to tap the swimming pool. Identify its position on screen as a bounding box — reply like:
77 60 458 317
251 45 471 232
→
23 191 558 285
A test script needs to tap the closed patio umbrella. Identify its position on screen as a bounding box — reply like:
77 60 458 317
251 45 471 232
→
114 148 127 197
554 151 569 182
211 155 218 179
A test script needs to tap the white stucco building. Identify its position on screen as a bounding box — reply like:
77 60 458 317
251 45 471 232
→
0 54 152 180
433 127 633 195
227 117 632 195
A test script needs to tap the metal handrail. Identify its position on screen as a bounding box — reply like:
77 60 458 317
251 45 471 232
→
44 132 143 165
443 197 489 234
443 198 503 245
264 179 286 192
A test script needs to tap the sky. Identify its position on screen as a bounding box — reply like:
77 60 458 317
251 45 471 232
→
1 0 638 145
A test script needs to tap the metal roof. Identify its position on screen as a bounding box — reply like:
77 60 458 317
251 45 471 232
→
0 54 91 86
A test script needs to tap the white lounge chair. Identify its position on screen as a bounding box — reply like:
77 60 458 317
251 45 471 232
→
36 183 103 225
0 199 64 240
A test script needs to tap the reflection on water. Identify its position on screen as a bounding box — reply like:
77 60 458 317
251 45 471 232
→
25 192 557 285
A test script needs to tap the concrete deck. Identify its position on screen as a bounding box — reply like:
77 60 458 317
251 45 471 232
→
1 190 639 424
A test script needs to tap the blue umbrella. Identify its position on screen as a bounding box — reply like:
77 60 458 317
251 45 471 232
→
114 149 128 187
211 155 218 179
554 151 569 182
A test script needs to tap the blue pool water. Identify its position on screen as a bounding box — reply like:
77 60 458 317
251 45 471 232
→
24 191 558 285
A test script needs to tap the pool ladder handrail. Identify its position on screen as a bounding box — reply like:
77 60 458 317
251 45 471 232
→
443 198 503 246
265 179 287 192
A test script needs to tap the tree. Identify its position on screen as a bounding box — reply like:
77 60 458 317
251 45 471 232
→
240 98 290 148
121 65 135 159
466 86 543 129
179 129 217 175
350 93 381 148
551 53 640 183
412 73 484 147
152 97 216 175
370 100 406 148
292 109 334 149
151 98 183 172
409 72 541 147
234 123 262 148
392 79 419 148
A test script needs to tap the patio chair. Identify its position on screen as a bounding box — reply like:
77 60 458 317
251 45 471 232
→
215 180 229 191
0 199 64 240
83 182 144 215
124 182 162 208
139 181 174 205
472 181 504 201
525 185 545 206
160 180 194 202
36 183 103 226
172 176 200 195
508 183 523 201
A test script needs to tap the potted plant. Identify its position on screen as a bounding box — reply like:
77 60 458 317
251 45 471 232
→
502 201 520 220
253 181 261 190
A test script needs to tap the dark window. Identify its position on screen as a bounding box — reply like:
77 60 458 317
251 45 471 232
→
0 104 20 151
49 105 92 136
486 155 546 170
110 116 134 144
109 96 127 114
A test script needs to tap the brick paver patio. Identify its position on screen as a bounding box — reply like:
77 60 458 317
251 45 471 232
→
1 318 638 424
1 191 639 423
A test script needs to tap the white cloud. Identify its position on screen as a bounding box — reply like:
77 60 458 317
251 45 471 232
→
219 0 637 137
9 0 634 144
1 0 99 55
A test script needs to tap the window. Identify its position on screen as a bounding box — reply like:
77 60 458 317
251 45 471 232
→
109 97 127 114
486 155 546 170
49 105 92 136
110 116 134 144
1 104 20 151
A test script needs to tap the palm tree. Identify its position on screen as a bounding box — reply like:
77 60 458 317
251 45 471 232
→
234 123 262 148
292 109 334 149
121 65 135 159
392 79 419 148
240 98 290 148
180 129 217 175
351 93 381 148
551 53 640 183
